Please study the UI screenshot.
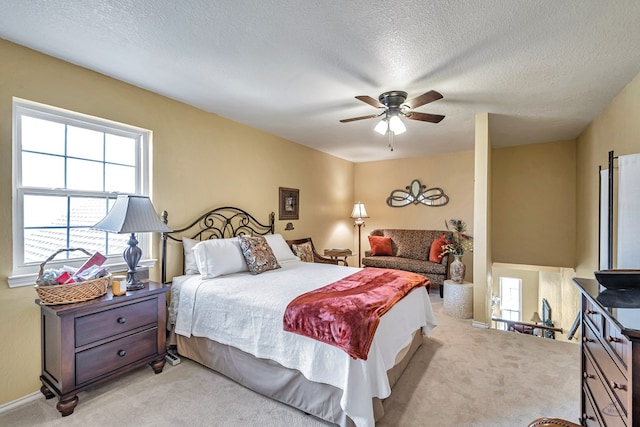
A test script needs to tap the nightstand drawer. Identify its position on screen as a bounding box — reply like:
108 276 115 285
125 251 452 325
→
75 328 157 385
75 298 158 347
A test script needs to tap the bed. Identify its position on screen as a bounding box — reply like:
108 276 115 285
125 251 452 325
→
160 207 437 427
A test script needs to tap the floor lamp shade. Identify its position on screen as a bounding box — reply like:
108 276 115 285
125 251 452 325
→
93 195 171 290
350 202 369 267
350 202 369 224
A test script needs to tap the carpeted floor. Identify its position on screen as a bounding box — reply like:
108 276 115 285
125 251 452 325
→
0 293 580 426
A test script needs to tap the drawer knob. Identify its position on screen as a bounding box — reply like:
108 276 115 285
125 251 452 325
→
582 413 595 421
610 381 627 391
607 336 620 343
583 372 594 379
582 336 594 343
117 349 127 357
117 317 126 324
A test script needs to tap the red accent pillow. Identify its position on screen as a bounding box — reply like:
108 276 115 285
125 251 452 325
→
429 234 447 263
368 235 393 256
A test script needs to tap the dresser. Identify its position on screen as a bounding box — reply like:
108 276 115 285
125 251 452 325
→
574 278 640 426
37 281 169 416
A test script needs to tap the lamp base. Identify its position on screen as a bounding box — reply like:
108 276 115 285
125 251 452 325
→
124 233 144 291
126 271 144 291
126 281 145 291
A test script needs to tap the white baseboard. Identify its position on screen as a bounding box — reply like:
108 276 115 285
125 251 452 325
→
0 391 42 414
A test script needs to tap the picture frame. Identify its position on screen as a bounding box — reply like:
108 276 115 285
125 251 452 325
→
279 187 299 220
542 298 551 323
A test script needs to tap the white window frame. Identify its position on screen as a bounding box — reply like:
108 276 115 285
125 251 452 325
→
499 276 522 322
10 98 152 287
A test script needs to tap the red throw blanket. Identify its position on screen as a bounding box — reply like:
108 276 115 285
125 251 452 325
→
283 268 430 360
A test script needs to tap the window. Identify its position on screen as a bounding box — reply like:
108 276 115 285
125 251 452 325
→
499 276 522 322
10 98 151 286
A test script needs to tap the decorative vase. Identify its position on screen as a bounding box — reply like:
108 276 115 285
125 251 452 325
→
450 255 466 283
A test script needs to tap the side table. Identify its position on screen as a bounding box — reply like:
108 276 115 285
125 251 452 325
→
37 281 169 416
323 249 352 266
443 280 473 319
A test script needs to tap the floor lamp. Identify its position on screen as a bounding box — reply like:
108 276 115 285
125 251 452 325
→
350 202 369 267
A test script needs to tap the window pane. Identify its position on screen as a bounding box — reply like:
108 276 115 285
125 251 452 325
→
105 164 136 193
69 228 108 254
22 152 64 188
69 197 109 226
24 228 68 264
24 195 67 227
67 158 104 191
21 116 65 155
106 134 136 165
106 233 129 256
67 126 104 161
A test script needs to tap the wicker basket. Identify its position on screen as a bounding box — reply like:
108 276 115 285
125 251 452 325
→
35 248 110 305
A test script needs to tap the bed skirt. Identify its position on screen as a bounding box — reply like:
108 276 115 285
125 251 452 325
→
176 328 424 426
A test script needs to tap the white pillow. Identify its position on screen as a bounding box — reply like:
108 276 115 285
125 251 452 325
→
182 237 200 275
264 234 299 262
192 237 249 279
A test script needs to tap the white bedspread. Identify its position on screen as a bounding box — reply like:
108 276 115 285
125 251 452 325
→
169 260 437 427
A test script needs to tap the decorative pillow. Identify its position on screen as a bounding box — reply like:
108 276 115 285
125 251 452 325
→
264 234 299 262
239 235 281 274
182 237 200 275
192 237 248 279
429 234 447 263
368 235 393 256
292 242 314 262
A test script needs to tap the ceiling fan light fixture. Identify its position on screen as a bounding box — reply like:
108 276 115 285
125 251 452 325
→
374 118 389 135
389 115 406 135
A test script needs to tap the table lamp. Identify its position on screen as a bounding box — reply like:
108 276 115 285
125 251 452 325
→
93 195 171 290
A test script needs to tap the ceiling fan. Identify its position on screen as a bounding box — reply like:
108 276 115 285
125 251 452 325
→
339 90 445 129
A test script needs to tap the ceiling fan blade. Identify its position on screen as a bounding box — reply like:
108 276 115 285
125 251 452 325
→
406 111 445 123
405 90 443 109
339 114 380 123
355 95 384 108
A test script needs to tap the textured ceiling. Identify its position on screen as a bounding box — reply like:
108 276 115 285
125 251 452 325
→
1 1 640 162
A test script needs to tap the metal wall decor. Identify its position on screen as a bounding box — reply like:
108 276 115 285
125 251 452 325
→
386 179 449 207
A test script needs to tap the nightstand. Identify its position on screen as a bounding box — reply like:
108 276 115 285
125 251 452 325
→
37 281 169 416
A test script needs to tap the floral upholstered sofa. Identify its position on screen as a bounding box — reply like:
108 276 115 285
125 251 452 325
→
361 229 451 298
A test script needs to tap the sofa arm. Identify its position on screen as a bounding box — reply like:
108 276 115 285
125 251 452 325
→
440 254 450 266
364 250 372 257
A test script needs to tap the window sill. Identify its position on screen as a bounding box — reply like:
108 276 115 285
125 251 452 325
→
8 259 157 288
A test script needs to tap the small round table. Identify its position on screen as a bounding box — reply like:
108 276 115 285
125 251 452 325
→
443 280 473 319
323 249 352 266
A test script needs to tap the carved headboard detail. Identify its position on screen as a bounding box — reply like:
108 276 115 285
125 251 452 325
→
160 206 275 283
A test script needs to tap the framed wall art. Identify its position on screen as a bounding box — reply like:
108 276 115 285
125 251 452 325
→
279 187 299 220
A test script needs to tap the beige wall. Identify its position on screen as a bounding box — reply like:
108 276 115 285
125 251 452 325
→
492 140 577 268
576 72 640 277
0 40 354 405
354 151 475 277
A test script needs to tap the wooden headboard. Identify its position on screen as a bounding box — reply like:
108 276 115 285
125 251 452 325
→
160 206 275 283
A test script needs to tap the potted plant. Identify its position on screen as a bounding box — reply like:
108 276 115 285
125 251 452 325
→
441 219 473 283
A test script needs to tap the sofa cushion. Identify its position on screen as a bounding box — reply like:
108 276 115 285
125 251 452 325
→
368 235 393 256
378 229 439 261
361 256 447 276
429 234 447 263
